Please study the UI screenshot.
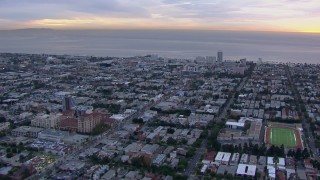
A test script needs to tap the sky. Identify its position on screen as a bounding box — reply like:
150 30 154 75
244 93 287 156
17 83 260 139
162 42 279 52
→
0 0 319 33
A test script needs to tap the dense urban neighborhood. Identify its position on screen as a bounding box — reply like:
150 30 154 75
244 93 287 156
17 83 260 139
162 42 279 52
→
0 52 320 180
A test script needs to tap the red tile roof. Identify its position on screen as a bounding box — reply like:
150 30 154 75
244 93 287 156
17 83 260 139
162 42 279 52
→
276 171 286 180
204 151 217 161
61 110 75 117
91 112 104 117
104 117 116 123
59 118 78 128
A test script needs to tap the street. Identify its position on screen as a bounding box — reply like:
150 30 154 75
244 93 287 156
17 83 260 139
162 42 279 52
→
183 76 248 176
285 66 319 161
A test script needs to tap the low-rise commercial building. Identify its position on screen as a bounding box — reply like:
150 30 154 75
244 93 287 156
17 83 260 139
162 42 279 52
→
11 126 44 138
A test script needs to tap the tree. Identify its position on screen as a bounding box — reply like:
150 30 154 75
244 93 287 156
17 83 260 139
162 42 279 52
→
256 172 261 179
0 116 6 123
249 140 253 149
167 128 175 134
222 144 235 153
186 147 196 158
193 139 202 148
273 156 279 170
253 144 259 155
243 142 249 154
132 118 144 124
19 155 25 163
280 144 285 157
6 152 13 158
180 138 188 145
238 144 243 154
302 148 310 159
200 129 208 139
158 165 174 176
177 159 188 171
295 148 302 160
89 154 109 165
234 145 239 153
225 174 234 180
267 145 275 156
211 140 221 151
91 124 110 135
11 148 17 153
131 156 146 168
287 149 295 157
32 80 45 89
167 137 177 145
173 174 188 180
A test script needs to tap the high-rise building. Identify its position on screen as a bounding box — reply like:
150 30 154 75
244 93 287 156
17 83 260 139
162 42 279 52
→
217 51 223 62
63 96 74 111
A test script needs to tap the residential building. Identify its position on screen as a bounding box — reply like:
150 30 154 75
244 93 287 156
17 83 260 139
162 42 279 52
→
215 152 231 165
78 112 103 133
31 113 62 129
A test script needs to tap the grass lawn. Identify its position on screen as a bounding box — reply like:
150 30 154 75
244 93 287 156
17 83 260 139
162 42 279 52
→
269 128 297 147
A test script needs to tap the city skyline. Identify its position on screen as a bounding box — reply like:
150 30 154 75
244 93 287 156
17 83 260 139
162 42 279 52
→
0 0 320 33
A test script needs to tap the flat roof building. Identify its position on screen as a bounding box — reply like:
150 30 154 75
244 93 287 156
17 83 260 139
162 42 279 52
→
226 121 245 129
230 153 240 165
215 152 231 165
141 144 159 155
240 154 249 164
38 129 69 142
11 126 44 138
236 164 256 177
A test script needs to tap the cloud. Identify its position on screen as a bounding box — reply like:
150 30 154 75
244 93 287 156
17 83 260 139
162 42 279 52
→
0 0 319 32
0 0 151 21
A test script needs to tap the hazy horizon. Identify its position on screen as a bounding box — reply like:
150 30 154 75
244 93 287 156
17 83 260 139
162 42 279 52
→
2 28 320 35
0 29 319 64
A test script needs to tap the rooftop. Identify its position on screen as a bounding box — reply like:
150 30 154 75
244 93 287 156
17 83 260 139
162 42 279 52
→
236 164 257 176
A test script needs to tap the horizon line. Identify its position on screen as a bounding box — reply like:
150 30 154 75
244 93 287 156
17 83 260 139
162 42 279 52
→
1 27 320 34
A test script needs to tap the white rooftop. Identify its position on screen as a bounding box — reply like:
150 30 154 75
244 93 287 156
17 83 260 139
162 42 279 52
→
215 152 232 162
110 114 127 121
267 166 276 178
236 164 256 176
226 121 245 127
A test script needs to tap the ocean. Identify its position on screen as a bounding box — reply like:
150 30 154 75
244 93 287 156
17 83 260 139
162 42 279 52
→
0 29 319 64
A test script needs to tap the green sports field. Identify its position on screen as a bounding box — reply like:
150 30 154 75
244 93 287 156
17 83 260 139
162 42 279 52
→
269 127 297 147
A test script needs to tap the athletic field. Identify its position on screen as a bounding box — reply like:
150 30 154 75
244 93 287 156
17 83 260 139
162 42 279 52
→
269 127 297 147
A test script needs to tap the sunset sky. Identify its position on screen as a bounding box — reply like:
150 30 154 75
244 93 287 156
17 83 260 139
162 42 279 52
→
0 0 319 33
